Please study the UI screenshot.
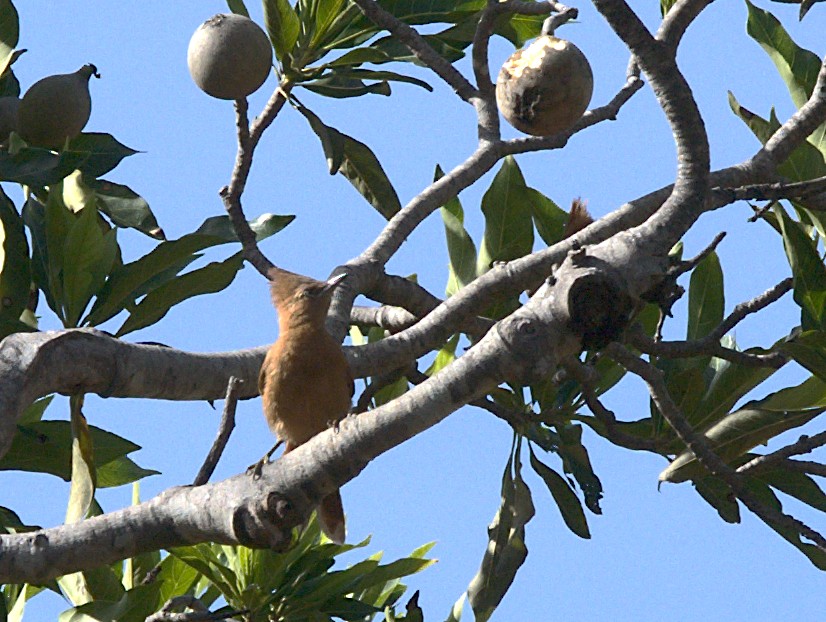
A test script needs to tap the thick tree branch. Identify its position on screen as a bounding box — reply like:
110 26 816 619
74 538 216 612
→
0 330 264 458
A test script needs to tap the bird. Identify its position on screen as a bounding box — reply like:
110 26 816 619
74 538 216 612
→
257 266 354 544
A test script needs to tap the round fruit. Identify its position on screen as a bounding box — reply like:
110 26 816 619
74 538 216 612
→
0 97 19 142
496 36 593 136
18 64 98 149
187 13 273 100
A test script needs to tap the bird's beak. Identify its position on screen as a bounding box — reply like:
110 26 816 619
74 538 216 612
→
323 273 348 292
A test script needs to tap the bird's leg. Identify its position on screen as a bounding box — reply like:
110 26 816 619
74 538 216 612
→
246 439 284 479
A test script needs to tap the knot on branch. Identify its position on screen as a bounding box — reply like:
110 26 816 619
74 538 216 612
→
230 493 295 551
560 251 634 350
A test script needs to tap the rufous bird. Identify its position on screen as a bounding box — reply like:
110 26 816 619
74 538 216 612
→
258 266 354 544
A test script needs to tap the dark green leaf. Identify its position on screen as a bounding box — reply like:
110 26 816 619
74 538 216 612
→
660 406 824 484
528 447 590 538
0 146 87 186
687 251 724 341
18 395 54 425
302 75 392 98
779 331 826 381
322 68 432 91
743 477 826 570
22 195 56 312
694 476 740 523
757 465 826 512
557 424 603 514
368 31 467 65
467 444 534 622
194 212 294 242
263 0 300 61
0 0 18 77
528 188 567 246
776 205 826 330
437 165 476 296
66 133 140 179
116 252 245 336
477 156 534 274
0 187 30 339
226 0 250 17
58 583 161 622
88 179 164 239
86 232 233 326
0 420 151 483
297 104 400 218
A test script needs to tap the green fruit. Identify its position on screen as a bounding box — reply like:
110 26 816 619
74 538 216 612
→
0 97 19 142
18 64 98 149
187 13 272 100
496 36 593 136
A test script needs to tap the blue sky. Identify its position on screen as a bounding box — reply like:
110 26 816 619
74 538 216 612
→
6 1 826 620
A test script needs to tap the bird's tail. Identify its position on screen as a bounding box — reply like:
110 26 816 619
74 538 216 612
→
318 490 346 544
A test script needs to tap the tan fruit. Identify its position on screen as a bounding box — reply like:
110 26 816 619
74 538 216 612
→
18 64 98 149
0 96 19 142
187 13 272 100
496 36 593 136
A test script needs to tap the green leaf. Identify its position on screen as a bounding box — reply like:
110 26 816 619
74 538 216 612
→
226 0 250 17
743 477 826 570
528 446 590 538
0 0 18 78
477 156 534 274
528 189 567 246
116 252 245 336
694 476 740 523
757 465 826 512
745 0 822 111
424 334 460 376
96 456 159 488
194 212 294 242
728 93 826 187
557 424 603 514
66 133 140 179
0 187 30 340
660 405 825 484
687 251 724 341
44 189 74 322
779 331 826 381
688 342 777 430
21 196 56 312
18 395 54 425
466 441 535 622
169 544 241 602
0 418 153 484
776 205 826 330
263 0 300 61
62 204 118 327
86 228 243 327
66 397 96 524
297 104 400 219
154 554 200 609
0 146 88 186
302 74 392 98
58 583 161 622
437 165 476 296
87 179 164 239
320 68 432 91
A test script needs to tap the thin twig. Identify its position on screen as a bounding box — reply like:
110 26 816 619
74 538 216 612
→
194 377 243 486
562 358 664 452
147 594 249 622
629 278 793 368
350 0 478 102
608 343 826 552
669 232 726 279
713 174 826 207
737 430 826 475
219 85 293 279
